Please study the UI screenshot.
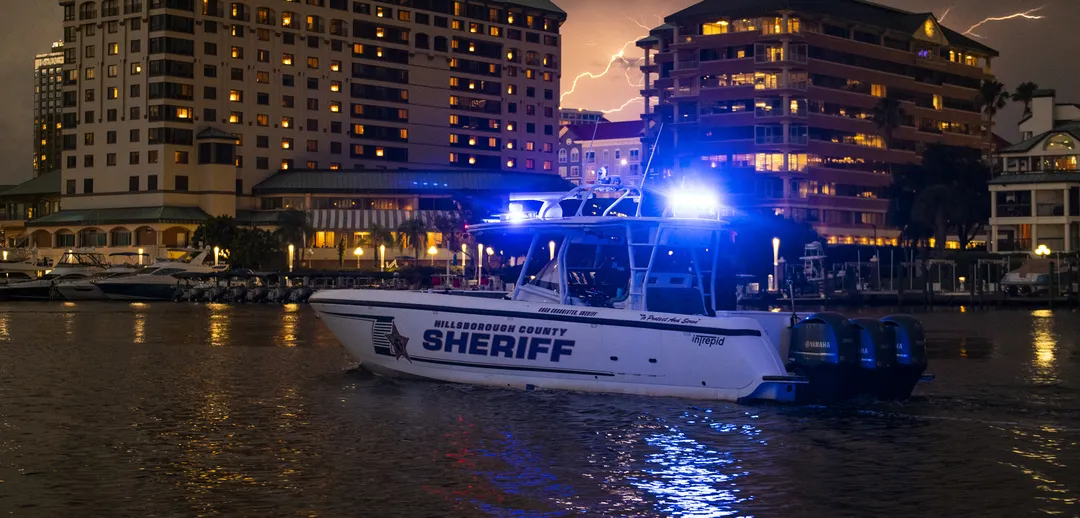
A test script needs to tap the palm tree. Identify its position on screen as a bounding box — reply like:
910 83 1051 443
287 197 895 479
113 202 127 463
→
872 96 904 175
1012 81 1039 117
976 79 1009 140
396 218 428 261
366 223 394 251
433 212 467 253
275 209 312 264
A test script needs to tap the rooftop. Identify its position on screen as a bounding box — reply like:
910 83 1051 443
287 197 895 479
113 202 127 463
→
0 170 61 198
26 206 211 227
501 0 565 16
667 0 997 55
252 169 575 195
563 121 646 141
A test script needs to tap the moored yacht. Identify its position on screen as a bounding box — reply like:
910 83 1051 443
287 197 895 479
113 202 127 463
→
94 249 218 301
54 252 153 300
0 250 108 300
311 182 929 404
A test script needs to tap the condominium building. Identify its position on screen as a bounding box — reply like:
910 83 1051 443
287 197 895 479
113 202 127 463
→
638 0 996 244
990 89 1080 255
34 0 563 253
557 120 644 185
558 107 606 126
34 42 67 176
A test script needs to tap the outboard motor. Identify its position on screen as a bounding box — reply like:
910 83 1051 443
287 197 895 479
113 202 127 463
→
881 315 928 400
788 313 858 403
849 318 896 399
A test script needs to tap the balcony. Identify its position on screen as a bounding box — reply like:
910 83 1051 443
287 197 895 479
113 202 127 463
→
996 204 1032 218
672 86 698 98
1036 203 1065 217
676 59 699 70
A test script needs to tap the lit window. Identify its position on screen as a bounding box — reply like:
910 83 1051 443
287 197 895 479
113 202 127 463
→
281 160 290 170
449 115 459 124
282 54 293 66
330 61 341 72
489 138 497 147
257 114 269 126
108 43 119 55
330 102 341 113
375 147 385 157
506 159 515 168
231 46 243 59
450 134 459 144
449 77 459 87
399 129 408 139
450 152 459 162
376 6 385 17
354 124 364 135
281 116 293 128
130 63 142 74
229 89 242 102
282 138 293 150
330 81 341 92
376 27 385 38
933 94 942 110
871 84 886 97
330 163 341 171
176 107 191 119
307 57 319 69
228 112 242 124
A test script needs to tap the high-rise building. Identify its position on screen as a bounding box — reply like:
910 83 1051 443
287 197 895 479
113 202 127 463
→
34 42 66 176
558 107 606 126
54 0 564 222
638 0 997 244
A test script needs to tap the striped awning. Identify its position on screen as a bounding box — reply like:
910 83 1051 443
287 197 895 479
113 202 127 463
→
309 210 453 230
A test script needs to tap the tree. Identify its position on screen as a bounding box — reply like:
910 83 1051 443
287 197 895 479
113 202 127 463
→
366 223 394 250
976 79 1009 140
193 215 239 251
337 236 346 268
433 212 468 255
275 209 312 264
872 96 905 164
396 218 428 261
1012 81 1039 117
229 228 283 270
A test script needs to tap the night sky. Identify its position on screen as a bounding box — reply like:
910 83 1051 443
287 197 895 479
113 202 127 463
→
0 0 1072 184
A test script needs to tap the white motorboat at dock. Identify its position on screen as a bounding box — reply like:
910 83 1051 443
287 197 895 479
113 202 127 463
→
0 250 108 301
311 181 930 404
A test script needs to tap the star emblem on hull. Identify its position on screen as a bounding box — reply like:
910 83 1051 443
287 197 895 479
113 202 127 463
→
386 323 412 363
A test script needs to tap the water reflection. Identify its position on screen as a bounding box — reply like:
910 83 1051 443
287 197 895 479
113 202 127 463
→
0 313 8 340
277 304 300 347
207 304 231 347
1030 310 1058 383
131 303 147 344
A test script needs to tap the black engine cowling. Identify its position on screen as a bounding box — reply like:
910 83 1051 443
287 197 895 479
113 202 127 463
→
788 312 858 403
849 318 897 399
881 315 928 400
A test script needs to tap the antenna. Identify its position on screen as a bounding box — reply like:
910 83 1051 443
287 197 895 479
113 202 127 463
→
635 122 664 217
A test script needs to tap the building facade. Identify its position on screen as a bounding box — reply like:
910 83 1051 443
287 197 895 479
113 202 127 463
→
638 0 996 245
34 42 67 176
558 107 606 126
36 0 564 256
990 89 1080 255
557 121 644 185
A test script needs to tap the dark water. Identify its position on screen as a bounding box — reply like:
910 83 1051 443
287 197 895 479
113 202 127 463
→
0 302 1077 517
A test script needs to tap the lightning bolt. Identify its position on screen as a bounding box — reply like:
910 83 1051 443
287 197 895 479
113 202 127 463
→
628 17 651 31
560 38 641 103
600 97 644 114
962 7 1045 37
938 5 954 22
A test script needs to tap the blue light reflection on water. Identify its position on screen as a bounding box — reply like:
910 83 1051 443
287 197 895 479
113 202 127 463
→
626 409 763 518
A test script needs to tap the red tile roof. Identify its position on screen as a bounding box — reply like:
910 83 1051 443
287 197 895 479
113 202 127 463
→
564 121 646 141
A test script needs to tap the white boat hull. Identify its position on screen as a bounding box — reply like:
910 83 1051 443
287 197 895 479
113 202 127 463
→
311 290 800 403
55 281 108 300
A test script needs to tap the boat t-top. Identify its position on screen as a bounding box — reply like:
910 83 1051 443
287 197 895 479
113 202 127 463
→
54 251 153 300
0 249 108 300
311 181 929 404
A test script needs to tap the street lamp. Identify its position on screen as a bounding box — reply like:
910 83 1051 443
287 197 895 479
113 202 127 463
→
213 246 220 266
477 243 484 283
1036 244 1052 257
354 247 363 268
549 240 556 261
287 244 295 272
379 244 386 271
137 248 144 265
461 243 469 275
771 237 780 292
428 245 438 265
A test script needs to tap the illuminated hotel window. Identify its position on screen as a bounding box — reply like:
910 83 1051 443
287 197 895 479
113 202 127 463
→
228 112 242 124
330 102 341 113
282 54 294 66
702 20 728 34
330 81 341 92
375 147 384 157
330 61 341 72
933 94 942 110
449 134 459 144
450 152 459 163
399 129 408 139
871 84 887 97
229 89 242 102
281 138 292 150
281 116 293 128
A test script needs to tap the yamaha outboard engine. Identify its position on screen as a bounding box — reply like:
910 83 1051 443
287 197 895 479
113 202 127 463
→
788 313 858 403
881 315 928 400
849 318 896 399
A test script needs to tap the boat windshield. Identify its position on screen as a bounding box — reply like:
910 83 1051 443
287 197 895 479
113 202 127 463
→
57 252 107 267
151 268 185 276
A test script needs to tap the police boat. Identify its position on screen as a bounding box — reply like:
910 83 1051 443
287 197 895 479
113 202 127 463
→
310 181 929 404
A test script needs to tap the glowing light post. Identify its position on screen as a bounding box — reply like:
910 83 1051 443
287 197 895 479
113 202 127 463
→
379 244 386 272
1 251 6 262
428 245 438 266
137 248 144 265
213 246 220 266
549 240 556 261
287 244 295 272
477 243 484 285
770 237 780 292
1036 244 1054 304
354 247 363 268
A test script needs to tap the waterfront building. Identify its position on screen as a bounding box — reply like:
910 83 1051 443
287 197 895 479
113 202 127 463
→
990 89 1080 255
26 0 565 259
34 42 67 177
637 0 997 245
557 121 644 185
558 107 607 126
